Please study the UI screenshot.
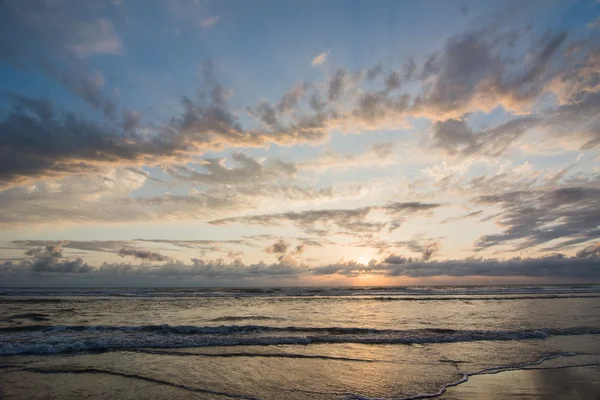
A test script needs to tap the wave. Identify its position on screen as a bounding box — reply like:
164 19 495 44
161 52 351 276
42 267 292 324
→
209 316 286 322
130 349 374 362
2 294 600 304
350 294 600 301
2 285 600 299
2 324 600 355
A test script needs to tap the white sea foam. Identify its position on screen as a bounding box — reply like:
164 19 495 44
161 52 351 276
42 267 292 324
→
2 284 600 299
2 325 600 355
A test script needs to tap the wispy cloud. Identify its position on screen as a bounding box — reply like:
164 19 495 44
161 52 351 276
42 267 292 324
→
200 16 219 28
311 51 329 66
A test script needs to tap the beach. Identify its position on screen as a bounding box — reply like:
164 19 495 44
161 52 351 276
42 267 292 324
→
1 285 600 399
444 365 600 399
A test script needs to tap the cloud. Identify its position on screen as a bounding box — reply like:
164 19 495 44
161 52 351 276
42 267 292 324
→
300 142 397 172
134 239 251 248
21 241 93 273
354 237 443 260
0 1 123 59
163 153 296 186
430 90 600 157
576 242 600 258
0 168 259 226
312 253 600 280
210 206 378 236
266 240 288 254
2 244 305 284
328 69 347 101
67 18 123 57
277 82 311 113
441 210 483 224
14 240 132 254
405 240 440 261
475 185 600 251
311 51 329 66
13 239 173 262
0 156 371 228
38 64 116 119
209 202 442 236
1 23 598 187
4 244 600 286
0 96 174 187
264 239 306 264
118 248 171 262
200 16 219 29
413 30 568 119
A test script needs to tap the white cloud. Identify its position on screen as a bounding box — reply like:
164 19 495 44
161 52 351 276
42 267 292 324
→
311 51 329 66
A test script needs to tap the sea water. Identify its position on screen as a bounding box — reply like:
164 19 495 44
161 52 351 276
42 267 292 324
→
1 285 600 399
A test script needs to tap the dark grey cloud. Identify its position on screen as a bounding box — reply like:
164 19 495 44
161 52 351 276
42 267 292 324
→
13 239 172 262
209 202 442 236
407 241 440 261
414 30 567 118
383 202 443 232
312 253 600 280
0 67 330 188
430 89 600 156
210 206 378 236
40 60 116 119
14 240 131 253
1 244 305 284
21 241 93 273
266 240 288 254
118 248 171 262
3 241 600 285
0 18 597 188
0 95 181 186
475 186 600 251
328 69 347 101
429 41 600 156
576 242 600 258
384 71 402 91
366 63 383 81
123 111 141 131
264 239 305 264
431 117 534 156
277 82 311 113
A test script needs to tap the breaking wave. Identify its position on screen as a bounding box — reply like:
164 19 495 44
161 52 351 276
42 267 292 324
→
2 324 600 355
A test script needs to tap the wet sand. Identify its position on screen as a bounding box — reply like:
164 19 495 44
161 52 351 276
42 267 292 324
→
443 365 600 400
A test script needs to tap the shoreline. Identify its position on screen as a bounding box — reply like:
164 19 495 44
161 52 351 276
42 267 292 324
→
390 353 600 400
442 364 600 399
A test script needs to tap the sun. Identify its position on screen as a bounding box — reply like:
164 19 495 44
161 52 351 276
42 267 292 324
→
357 256 369 266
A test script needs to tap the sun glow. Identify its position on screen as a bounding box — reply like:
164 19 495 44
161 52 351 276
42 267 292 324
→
357 256 369 266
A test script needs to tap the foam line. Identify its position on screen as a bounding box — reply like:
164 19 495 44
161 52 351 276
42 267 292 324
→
2 326 600 355
130 348 376 362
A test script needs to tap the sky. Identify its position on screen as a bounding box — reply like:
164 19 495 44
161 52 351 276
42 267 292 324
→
1 0 600 287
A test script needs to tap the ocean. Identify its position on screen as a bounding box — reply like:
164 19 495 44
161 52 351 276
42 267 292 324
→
1 285 600 399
